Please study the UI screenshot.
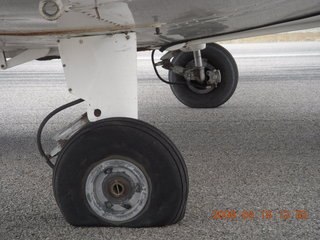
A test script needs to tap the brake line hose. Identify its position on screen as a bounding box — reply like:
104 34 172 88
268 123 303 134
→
36 98 84 169
151 50 186 86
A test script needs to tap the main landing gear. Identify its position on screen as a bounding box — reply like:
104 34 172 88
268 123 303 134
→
153 43 238 108
38 33 188 227
38 34 237 228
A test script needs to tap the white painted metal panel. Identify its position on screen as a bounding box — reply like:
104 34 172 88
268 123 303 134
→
59 32 138 121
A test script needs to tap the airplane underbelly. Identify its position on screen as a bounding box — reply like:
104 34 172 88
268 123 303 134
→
0 0 319 50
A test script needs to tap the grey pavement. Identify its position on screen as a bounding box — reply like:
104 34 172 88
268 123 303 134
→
0 42 319 239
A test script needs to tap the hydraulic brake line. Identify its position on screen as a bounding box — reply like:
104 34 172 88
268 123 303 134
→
36 98 84 169
151 50 186 86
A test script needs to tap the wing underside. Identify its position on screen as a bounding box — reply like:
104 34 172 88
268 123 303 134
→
0 0 319 51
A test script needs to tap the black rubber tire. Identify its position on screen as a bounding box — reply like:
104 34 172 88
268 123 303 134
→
53 118 188 227
169 43 238 108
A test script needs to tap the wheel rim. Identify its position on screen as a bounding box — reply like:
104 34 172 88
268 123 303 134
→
85 158 149 223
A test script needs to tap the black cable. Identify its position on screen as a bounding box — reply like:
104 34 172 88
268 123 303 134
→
37 98 84 169
151 50 186 86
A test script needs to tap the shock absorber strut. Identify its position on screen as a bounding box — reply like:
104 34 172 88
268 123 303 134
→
193 50 205 82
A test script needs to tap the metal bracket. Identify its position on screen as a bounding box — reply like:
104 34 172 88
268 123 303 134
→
50 113 89 158
165 43 206 52
58 32 138 122
0 48 50 70
181 43 206 52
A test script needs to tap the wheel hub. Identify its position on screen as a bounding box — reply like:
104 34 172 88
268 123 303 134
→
109 179 126 198
85 158 149 223
103 174 133 201
185 59 221 94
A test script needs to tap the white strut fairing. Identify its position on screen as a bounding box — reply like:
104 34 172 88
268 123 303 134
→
59 33 138 121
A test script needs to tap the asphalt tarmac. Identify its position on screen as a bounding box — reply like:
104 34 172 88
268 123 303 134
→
0 42 319 239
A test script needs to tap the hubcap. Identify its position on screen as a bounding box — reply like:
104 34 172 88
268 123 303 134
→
85 158 149 222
